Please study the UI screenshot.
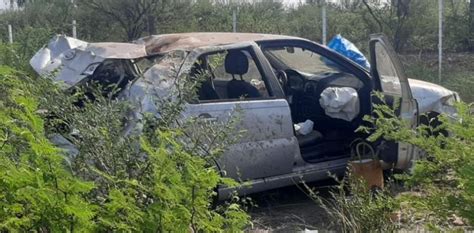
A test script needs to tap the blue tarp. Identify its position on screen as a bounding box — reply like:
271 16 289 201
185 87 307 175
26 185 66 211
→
327 34 370 69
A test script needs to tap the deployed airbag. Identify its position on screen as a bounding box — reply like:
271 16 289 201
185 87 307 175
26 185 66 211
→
319 87 360 121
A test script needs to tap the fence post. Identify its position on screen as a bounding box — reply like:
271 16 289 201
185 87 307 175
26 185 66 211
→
438 0 443 83
232 8 237 33
71 0 77 38
72 20 77 38
8 24 13 44
321 0 327 45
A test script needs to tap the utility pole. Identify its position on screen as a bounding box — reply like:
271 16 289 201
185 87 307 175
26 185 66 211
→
8 24 13 44
438 0 443 83
321 0 327 45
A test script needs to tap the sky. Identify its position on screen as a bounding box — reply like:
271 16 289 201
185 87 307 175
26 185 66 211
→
282 0 305 6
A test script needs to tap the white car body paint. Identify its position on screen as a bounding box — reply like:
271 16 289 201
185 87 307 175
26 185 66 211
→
408 78 459 117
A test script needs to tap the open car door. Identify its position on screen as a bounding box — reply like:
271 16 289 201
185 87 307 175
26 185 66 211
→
369 34 418 169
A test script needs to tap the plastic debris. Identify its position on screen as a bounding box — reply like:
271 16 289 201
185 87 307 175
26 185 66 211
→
294 119 314 136
327 34 370 69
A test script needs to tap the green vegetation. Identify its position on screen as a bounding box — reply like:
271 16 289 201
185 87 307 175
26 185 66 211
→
1 0 473 231
312 97 473 232
0 67 96 231
363 99 474 229
306 175 397 232
0 66 250 231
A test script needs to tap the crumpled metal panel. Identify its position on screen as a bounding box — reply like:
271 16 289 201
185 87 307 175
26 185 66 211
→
30 35 87 75
30 35 147 88
408 78 459 116
85 43 147 59
119 50 189 136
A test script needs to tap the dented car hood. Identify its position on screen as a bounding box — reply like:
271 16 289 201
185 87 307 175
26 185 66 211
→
408 78 459 116
30 35 147 88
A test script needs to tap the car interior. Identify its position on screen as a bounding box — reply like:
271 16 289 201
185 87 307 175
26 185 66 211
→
262 46 372 163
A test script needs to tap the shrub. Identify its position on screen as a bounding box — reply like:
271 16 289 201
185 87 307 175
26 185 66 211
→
311 94 473 231
360 96 472 229
0 66 250 231
0 67 97 231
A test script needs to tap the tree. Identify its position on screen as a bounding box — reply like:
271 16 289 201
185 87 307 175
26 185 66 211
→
79 0 166 41
361 0 412 52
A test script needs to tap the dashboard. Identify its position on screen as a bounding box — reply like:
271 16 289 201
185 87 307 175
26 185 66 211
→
285 69 364 95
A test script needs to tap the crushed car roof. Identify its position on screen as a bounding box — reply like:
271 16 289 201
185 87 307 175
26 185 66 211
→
135 32 300 54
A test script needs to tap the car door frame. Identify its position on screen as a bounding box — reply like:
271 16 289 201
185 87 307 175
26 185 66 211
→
369 33 419 169
179 42 300 191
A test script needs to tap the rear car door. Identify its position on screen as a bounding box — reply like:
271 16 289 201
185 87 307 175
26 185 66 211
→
369 34 418 169
182 43 299 182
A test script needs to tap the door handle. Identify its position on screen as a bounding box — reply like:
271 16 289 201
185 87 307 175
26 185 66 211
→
198 113 218 123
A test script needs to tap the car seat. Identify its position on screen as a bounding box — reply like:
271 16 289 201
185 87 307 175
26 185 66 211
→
225 50 261 99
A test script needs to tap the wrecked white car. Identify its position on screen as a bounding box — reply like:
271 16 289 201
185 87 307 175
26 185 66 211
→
31 33 458 199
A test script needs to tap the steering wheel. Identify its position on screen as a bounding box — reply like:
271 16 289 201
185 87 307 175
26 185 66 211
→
275 70 289 95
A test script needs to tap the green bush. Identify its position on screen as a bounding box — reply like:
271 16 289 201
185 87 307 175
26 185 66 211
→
360 96 473 229
312 94 473 231
0 66 250 231
0 66 97 231
0 28 53 74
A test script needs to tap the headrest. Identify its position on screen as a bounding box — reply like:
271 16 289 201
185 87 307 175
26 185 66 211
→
225 50 249 75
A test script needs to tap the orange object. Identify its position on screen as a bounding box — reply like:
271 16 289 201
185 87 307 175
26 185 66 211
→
350 159 384 189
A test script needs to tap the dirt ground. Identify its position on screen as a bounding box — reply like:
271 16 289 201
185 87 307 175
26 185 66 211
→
246 180 338 232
